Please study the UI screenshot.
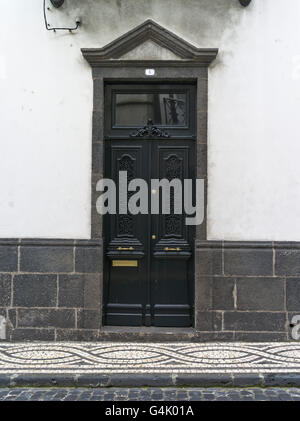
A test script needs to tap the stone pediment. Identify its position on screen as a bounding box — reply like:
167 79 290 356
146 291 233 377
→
82 19 218 67
119 40 182 61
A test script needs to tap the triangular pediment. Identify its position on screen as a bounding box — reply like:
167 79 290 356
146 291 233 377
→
119 40 181 61
82 20 218 66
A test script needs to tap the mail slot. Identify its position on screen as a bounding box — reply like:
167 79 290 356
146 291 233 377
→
112 260 138 267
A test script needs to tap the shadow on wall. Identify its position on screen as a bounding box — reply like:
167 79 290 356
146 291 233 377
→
48 0 249 48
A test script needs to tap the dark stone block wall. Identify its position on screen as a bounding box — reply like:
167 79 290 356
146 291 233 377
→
195 241 300 341
0 239 103 341
0 239 300 342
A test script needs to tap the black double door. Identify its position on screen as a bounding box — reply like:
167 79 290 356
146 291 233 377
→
103 83 196 327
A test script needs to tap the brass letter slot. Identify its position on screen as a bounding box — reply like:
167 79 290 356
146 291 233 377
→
164 247 181 251
112 260 138 267
117 247 134 251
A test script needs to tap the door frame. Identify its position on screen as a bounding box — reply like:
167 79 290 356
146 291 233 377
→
103 83 197 326
82 21 218 332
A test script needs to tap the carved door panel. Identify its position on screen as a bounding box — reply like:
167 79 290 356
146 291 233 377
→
150 142 195 326
103 83 196 327
103 141 149 326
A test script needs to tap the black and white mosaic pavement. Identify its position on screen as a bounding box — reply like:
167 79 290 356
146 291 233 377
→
1 342 300 375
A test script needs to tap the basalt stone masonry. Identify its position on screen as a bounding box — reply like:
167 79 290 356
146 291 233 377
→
0 239 299 341
0 239 103 342
195 241 300 342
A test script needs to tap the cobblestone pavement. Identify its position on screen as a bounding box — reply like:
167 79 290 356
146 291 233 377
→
1 388 300 401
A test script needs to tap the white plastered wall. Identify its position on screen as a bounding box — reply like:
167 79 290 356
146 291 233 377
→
0 0 299 240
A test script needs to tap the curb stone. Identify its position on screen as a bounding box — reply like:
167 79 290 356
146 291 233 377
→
1 373 300 388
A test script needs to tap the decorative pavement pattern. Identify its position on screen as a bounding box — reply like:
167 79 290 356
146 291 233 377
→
1 342 300 374
1 387 300 401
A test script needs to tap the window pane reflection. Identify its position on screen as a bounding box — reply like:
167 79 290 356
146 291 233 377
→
115 93 187 126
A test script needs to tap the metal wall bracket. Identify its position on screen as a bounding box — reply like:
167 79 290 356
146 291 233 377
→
44 0 81 32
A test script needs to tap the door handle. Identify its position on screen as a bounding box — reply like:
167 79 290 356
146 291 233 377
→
164 247 181 251
117 247 134 251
